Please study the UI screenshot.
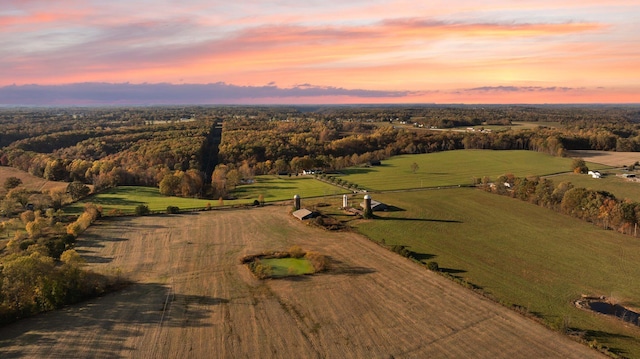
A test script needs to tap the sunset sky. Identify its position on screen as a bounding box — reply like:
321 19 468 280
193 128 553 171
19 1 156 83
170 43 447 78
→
1 0 639 105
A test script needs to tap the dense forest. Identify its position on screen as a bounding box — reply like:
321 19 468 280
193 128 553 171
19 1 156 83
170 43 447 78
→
1 104 640 325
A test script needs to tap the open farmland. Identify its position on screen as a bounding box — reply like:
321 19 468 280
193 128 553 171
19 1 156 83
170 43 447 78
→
338 150 610 191
0 206 603 358
567 150 640 167
353 188 640 357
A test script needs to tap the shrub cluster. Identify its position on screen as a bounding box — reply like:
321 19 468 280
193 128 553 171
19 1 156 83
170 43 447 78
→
389 244 413 259
166 206 180 214
305 251 329 272
426 261 439 271
247 260 272 279
135 204 150 216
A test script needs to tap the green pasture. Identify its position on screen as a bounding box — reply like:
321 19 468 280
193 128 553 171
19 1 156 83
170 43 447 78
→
338 150 610 191
511 121 560 129
546 171 640 202
261 257 315 277
232 175 349 201
353 188 640 357
66 186 215 215
66 176 346 216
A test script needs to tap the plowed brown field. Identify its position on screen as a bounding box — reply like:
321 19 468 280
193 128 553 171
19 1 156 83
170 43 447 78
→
0 206 605 358
567 150 640 167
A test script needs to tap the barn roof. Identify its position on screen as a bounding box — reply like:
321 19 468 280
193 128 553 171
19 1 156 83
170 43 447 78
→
292 208 315 220
360 199 388 211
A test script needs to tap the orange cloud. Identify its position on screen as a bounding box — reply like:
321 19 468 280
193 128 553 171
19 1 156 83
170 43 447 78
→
0 1 635 105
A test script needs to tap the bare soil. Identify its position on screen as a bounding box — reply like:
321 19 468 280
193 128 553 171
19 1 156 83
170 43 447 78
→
0 206 605 358
567 150 640 167
0 166 69 196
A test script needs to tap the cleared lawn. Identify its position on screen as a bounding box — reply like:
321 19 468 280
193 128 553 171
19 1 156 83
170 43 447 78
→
339 150 610 191
67 186 215 215
232 175 349 201
547 172 640 202
0 206 603 358
352 188 640 357
260 257 315 277
67 177 346 215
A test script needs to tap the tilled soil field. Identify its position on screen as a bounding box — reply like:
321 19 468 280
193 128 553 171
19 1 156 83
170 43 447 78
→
567 150 640 167
0 206 605 358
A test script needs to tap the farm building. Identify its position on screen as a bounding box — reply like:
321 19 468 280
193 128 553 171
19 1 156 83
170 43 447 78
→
360 199 387 212
292 208 316 220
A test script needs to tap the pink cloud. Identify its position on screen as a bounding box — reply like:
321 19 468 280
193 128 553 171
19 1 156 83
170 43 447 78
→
0 1 637 104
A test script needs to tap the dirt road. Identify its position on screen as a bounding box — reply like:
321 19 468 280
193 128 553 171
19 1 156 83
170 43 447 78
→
0 206 604 358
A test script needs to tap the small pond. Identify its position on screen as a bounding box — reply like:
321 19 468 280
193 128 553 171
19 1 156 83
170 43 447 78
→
588 302 640 327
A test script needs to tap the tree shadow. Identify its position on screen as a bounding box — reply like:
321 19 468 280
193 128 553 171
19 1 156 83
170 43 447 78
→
0 283 229 358
85 196 146 208
408 252 436 262
584 329 634 340
82 255 114 264
383 205 405 212
326 257 376 276
100 216 167 229
75 240 105 248
582 329 634 356
276 275 313 282
341 167 375 175
236 184 296 192
439 267 467 274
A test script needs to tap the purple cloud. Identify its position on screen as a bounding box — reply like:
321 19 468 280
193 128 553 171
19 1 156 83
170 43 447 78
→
0 82 413 105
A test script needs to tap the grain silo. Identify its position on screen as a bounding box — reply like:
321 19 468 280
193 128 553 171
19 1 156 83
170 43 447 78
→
363 194 372 213
293 194 301 210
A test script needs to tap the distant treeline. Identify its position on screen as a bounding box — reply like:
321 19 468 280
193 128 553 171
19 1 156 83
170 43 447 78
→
0 105 639 199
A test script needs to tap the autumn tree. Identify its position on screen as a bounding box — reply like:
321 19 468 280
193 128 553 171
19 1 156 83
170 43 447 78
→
7 188 31 209
181 169 204 197
159 172 179 196
225 169 241 190
211 164 228 198
571 158 589 174
0 198 18 216
66 181 91 201
3 176 22 191
43 159 68 181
